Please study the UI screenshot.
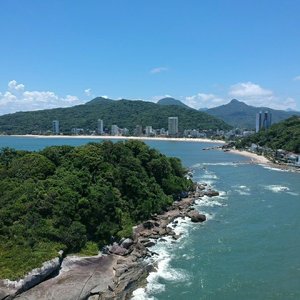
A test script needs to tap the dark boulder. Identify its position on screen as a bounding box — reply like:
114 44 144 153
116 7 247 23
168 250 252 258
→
187 211 206 223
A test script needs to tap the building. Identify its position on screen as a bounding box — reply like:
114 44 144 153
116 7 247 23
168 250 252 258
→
145 126 153 136
97 119 104 135
52 120 59 135
256 111 272 132
134 125 143 136
168 117 178 136
111 124 119 136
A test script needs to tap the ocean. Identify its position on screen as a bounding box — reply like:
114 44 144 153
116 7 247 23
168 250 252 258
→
1 136 299 300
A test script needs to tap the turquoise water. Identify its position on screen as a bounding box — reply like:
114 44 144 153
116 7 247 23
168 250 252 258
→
1 136 300 299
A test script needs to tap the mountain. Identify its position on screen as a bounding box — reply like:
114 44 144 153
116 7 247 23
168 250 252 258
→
238 116 300 153
205 99 300 129
157 97 191 109
0 97 231 134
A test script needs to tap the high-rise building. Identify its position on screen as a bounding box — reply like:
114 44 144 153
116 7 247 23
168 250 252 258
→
145 126 153 136
134 125 143 136
256 111 272 132
97 119 103 135
168 117 178 136
52 120 59 135
111 124 119 136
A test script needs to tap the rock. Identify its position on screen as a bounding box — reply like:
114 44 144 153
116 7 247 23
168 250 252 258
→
143 221 154 229
204 190 219 197
143 241 155 247
159 238 167 242
120 238 133 249
0 254 63 298
187 211 206 223
109 244 128 256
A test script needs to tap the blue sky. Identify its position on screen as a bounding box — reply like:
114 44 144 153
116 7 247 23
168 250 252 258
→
0 0 300 115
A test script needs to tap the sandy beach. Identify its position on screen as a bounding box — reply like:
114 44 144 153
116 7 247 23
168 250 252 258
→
12 134 226 144
228 149 272 164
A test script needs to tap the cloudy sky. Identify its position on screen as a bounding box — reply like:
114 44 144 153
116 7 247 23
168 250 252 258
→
0 0 299 115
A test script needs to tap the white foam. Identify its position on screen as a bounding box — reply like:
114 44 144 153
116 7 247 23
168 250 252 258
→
195 197 225 207
259 164 289 172
233 185 251 196
137 245 190 299
264 185 290 193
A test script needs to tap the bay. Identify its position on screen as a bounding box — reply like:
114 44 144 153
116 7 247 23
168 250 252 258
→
0 136 299 300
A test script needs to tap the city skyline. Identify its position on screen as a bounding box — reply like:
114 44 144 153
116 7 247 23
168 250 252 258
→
0 1 300 115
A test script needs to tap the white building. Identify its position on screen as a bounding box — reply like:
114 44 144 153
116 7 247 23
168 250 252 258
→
168 117 178 136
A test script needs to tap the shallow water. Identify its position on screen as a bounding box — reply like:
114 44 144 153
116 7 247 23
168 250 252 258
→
1 136 299 300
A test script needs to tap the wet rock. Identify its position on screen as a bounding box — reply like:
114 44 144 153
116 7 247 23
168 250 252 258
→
187 211 206 223
143 241 155 247
204 190 219 197
120 238 133 249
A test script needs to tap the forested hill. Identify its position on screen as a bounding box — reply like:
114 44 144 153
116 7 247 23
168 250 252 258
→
0 97 231 134
205 99 300 129
238 116 300 153
0 140 193 279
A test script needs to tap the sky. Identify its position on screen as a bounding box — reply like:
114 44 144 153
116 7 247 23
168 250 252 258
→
0 0 300 115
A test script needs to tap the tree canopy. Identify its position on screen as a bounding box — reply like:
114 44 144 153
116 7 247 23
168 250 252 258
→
0 140 193 279
237 116 300 153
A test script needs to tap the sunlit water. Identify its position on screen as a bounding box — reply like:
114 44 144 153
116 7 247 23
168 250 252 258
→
1 136 299 300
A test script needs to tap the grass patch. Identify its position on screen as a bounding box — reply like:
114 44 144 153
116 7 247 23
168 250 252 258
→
0 242 65 280
76 241 99 256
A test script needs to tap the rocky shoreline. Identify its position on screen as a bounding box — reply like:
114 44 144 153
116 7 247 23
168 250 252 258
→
0 183 220 300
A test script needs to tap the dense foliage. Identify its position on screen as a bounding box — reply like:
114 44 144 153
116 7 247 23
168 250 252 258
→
206 99 300 129
0 140 193 279
0 97 231 134
237 116 300 153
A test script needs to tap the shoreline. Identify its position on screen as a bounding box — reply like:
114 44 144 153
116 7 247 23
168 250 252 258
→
226 149 300 172
6 134 225 144
1 184 219 300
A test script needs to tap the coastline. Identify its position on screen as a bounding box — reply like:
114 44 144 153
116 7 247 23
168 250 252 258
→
227 149 272 164
227 149 300 172
8 134 225 144
1 184 219 300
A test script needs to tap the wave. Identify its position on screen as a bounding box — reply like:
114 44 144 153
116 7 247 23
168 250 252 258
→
192 162 245 168
263 185 290 193
132 230 192 300
259 164 290 172
232 185 251 196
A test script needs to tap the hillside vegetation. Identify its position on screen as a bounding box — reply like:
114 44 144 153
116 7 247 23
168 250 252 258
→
0 97 231 134
237 116 300 153
205 99 300 129
0 140 193 279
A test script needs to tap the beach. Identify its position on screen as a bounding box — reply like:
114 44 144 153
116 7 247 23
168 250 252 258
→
13 134 225 144
227 149 272 164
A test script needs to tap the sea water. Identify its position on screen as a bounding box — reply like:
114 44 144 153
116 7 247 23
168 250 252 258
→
1 136 299 300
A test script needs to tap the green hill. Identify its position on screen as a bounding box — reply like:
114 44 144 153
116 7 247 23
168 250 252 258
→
238 116 300 153
0 97 231 134
157 97 192 109
205 99 300 129
0 140 193 279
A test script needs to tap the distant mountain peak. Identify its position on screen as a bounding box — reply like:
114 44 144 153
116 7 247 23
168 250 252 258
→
157 97 191 109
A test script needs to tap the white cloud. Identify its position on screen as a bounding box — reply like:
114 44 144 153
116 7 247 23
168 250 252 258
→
151 94 173 102
0 80 82 115
84 88 92 97
293 75 300 81
150 67 168 74
228 81 297 110
229 82 273 98
184 93 226 109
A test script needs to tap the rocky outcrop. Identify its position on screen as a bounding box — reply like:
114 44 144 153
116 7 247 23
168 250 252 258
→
187 211 206 222
0 251 63 300
1 182 221 300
